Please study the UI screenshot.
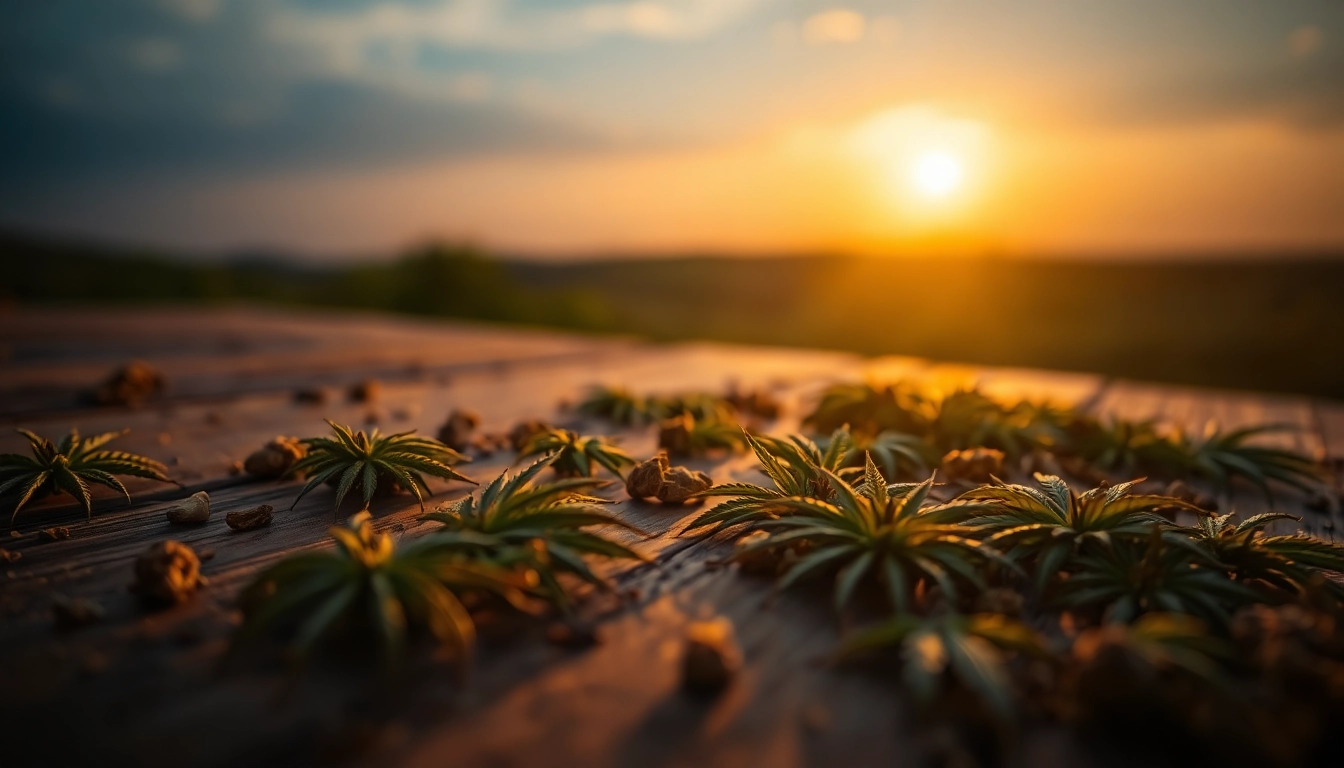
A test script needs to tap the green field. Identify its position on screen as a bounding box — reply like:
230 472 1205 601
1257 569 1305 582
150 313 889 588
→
4 231 1342 399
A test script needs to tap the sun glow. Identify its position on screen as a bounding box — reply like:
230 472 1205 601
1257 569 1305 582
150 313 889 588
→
911 151 963 197
848 105 991 220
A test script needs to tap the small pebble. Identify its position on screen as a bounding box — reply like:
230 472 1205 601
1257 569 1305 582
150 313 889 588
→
227 504 273 532
293 387 329 405
165 491 211 524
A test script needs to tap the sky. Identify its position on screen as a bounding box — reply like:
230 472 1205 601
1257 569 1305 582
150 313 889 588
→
1 0 1341 259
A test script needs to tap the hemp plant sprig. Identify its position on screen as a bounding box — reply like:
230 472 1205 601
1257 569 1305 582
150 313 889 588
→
288 420 474 514
421 455 647 608
0 428 175 521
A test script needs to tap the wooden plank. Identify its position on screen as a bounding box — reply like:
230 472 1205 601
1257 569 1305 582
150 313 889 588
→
0 307 1332 767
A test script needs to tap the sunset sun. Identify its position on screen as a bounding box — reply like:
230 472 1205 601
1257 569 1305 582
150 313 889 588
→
911 151 963 197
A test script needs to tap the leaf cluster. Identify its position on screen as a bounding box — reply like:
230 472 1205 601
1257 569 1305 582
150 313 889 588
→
518 427 636 478
235 510 532 663
686 428 857 533
577 385 735 426
421 455 647 607
0 428 174 520
288 420 474 513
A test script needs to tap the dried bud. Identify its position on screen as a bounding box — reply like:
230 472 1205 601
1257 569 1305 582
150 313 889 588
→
348 379 381 403
436 409 481 451
92 360 165 406
164 491 211 524
243 436 306 479
656 467 713 505
226 504 274 532
626 453 669 499
683 617 742 692
132 540 206 605
39 527 71 542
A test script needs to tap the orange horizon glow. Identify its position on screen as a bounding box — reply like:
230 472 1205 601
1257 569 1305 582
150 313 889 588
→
101 101 1341 260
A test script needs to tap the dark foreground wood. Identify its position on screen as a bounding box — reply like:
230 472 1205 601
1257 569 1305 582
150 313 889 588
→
1 307 1340 768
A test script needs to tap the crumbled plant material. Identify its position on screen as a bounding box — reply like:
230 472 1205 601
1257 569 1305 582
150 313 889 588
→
164 491 211 524
658 412 694 457
436 409 481 451
1165 479 1219 512
228 460 243 476
293 387 329 405
243 435 306 479
0 548 20 563
626 453 669 499
92 360 165 406
38 526 71 542
545 621 602 648
131 540 206 605
682 617 742 692
508 419 551 451
52 593 105 629
940 447 1005 483
656 467 713 505
349 379 381 403
226 504 273 532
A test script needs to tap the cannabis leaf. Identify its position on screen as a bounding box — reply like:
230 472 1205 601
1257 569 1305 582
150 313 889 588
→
421 455 647 608
1057 528 1260 626
0 428 174 521
235 511 531 663
837 612 1043 719
954 474 1203 592
685 428 858 534
517 427 636 478
736 457 1009 613
287 420 474 513
1168 511 1344 600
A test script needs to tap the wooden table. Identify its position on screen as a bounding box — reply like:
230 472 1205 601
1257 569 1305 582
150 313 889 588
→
2 306 1341 767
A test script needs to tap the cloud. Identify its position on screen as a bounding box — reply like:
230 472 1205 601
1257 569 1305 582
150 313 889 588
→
0 78 607 185
1289 25 1324 59
801 9 865 46
268 0 770 60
